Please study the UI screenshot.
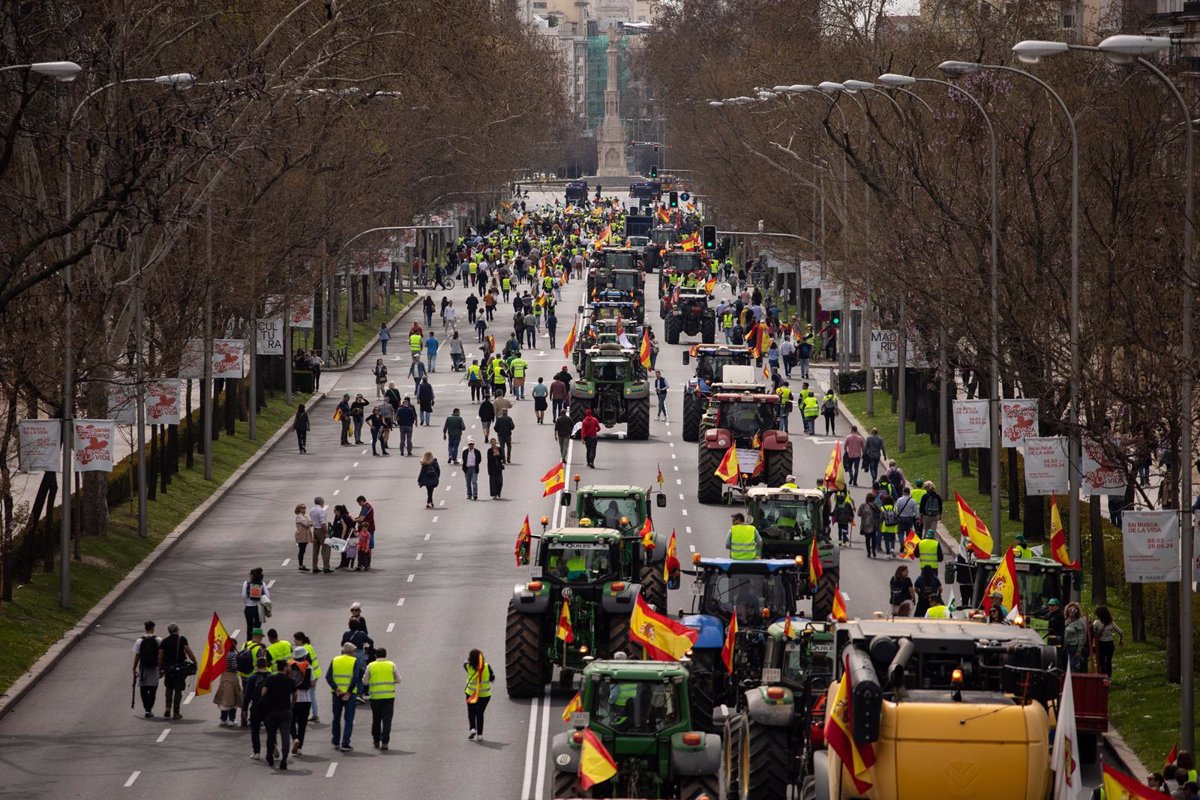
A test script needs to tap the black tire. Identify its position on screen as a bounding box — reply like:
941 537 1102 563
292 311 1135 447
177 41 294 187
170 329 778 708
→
665 315 682 345
746 717 791 800
607 615 631 658
765 442 793 488
680 772 724 800
552 771 577 799
725 714 751 800
639 564 667 613
569 397 588 424
812 565 839 622
688 650 720 733
683 392 701 442
505 601 547 698
626 397 650 440
701 317 716 344
697 445 724 504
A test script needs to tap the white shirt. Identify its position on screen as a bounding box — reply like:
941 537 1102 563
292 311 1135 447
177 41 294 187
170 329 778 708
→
310 504 328 529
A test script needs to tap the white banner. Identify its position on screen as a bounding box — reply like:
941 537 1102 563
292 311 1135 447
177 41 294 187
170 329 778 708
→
1023 436 1069 495
257 319 284 355
108 382 138 425
73 419 116 473
145 380 181 425
289 296 314 329
870 330 899 368
1081 439 1126 496
1000 399 1039 448
18 420 61 472
350 256 371 277
212 339 246 378
799 260 822 290
374 252 393 273
178 339 205 380
1122 510 1181 583
952 400 991 448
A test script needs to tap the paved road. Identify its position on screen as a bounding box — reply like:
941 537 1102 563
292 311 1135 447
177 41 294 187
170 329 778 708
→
0 196 895 799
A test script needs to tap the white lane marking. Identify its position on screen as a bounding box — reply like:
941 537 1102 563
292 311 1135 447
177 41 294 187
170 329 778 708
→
678 493 684 500
431 515 439 523
387 623 395 633
520 691 543 800
353 462 359 468
439 500 446 507
183 692 195 705
407 574 415 582
841 592 851 601
416 553 423 561
445 486 451 491
685 526 692 534
281 558 290 567
682 509 689 516
361 449 368 455
676 479 682 485
534 681 553 800
673 465 679 471
397 598 405 606
333 489 340 496
326 762 338 778
156 728 170 743
689 544 696 553
124 772 141 788
343 475 350 482
424 533 432 541
671 453 676 459
266 580 275 589
669 442 674 448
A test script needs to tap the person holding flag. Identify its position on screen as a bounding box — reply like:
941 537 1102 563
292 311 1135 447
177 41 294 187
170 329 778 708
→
211 635 242 727
464 648 495 741
663 529 680 585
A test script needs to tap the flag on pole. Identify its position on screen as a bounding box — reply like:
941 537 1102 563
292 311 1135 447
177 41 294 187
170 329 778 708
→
832 587 848 622
1052 664 1082 800
657 206 672 224
541 462 566 496
955 491 995 558
515 515 532 566
705 277 716 294
983 546 1021 616
1166 743 1179 771
824 653 877 794
714 445 739 484
639 516 654 550
763 361 771 380
629 594 698 660
721 612 738 672
663 529 679 582
639 328 653 368
1102 764 1162 799
562 321 577 357
809 537 824 586
656 463 664 486
561 692 583 722
556 601 574 643
579 728 619 790
901 530 919 559
823 443 846 491
1049 497 1080 569
195 612 231 696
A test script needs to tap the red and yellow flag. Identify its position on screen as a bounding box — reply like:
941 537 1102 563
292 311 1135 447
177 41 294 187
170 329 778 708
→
579 728 619 790
663 529 679 582
809 537 824 586
656 463 664 486
783 615 794 639
762 361 771 381
639 328 653 368
955 491 994 558
541 462 566 496
1102 764 1162 800
195 612 231 696
639 516 654 550
515 515 532 566
561 691 583 722
467 654 488 704
562 321 577 356
1049 497 1080 569
983 546 1021 615
832 587 848 622
556 601 574 643
823 442 845 491
629 594 698 660
657 206 671 225
901 530 919 560
824 654 877 794
680 231 700 251
714 445 740 485
721 612 738 672
705 277 716 294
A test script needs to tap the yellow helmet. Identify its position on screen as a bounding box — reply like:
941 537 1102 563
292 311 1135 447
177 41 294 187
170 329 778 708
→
579 517 594 527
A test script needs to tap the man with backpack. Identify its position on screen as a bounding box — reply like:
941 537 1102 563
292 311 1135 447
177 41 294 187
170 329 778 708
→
878 495 900 557
132 621 161 718
158 622 197 720
894 487 919 541
237 629 268 727
830 489 855 547
820 389 838 435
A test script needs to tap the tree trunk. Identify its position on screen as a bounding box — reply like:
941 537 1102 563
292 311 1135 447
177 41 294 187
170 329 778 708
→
1130 583 1145 643
1088 496 1106 605
224 381 236 435
185 381 196 466
41 472 57 573
1024 495 1044 540
977 448 989 495
1007 450 1021 522
147 424 158 501
211 379 222 442
960 447 972 478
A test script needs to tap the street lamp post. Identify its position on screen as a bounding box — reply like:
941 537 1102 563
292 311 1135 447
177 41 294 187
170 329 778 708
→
0 61 82 80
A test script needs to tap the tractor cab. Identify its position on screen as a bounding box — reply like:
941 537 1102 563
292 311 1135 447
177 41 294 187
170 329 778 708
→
682 344 754 382
746 487 831 556
967 555 1081 628
710 394 781 446
686 558 802 630
538 530 623 586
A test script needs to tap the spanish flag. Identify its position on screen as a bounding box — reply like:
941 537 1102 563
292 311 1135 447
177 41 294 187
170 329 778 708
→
783 615 794 639
705 277 716 294
556 601 574 643
332 407 344 422
901 530 919 559
832 587 848 622
824 653 877 794
195 612 231 696
680 231 700 251
955 491 994 558
663 529 679 582
983 546 1021 615
486 334 495 354
656 464 664 486
541 462 566 496
514 515 532 566
809 537 824 586
1049 497 1080 569
657 206 671 225
561 691 583 723
1102 764 1162 799
579 728 618 790
629 594 698 660
762 361 771 381
638 328 653 368
639 516 654 550
823 442 845 491
721 611 738 672
714 445 740 484
562 321 577 357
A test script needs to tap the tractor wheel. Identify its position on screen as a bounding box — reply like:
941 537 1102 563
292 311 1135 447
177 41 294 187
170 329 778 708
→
608 615 631 658
811 565 840 622
626 397 650 440
665 315 682 345
569 398 587 424
505 601 547 698
552 771 577 799
680 772 726 800
746 717 791 800
682 393 701 442
688 651 720 733
724 713 751 800
765 442 793 488
697 445 724 504
639 563 667 613
701 317 716 344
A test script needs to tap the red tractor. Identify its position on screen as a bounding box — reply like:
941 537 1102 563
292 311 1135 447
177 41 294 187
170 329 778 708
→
696 393 793 504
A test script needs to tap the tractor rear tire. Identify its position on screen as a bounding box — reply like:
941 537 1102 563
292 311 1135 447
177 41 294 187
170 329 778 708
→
811 565 840 622
697 446 724 504
608 616 631 658
680 772 725 800
639 564 667 613
505 601 547 699
688 651 720 734
552 771 577 799
665 315 682 345
747 718 791 800
701 317 716 344
725 713 751 800
569 398 587 424
626 397 650 440
682 392 701 442
765 442 793 488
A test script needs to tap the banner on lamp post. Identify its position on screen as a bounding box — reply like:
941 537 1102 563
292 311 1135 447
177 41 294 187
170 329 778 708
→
178 339 205 380
999 399 1039 448
145 380 181 425
799 260 822 290
18 420 61 472
212 339 246 379
870 330 899 368
1081 439 1126 495
952 400 991 448
73 419 116 473
256 319 284 355
374 252 393 273
107 381 138 425
1121 510 1180 583
288 296 314 329
1022 436 1069 495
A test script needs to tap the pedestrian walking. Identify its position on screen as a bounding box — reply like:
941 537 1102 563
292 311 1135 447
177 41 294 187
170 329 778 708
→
443 407 466 463
895 488 919 541
532 378 549 423
355 522 372 571
331 505 356 569
159 622 197 720
831 489 855 546
843 425 865 486
396 397 416 455
373 358 389 398
310 352 324 391
408 354 428 394
554 409 573 462
654 370 669 419
246 655 271 759
328 642 365 752
378 323 391 355
889 565 915 615
494 409 515 463
878 495 899 555
351 393 369 444
367 648 401 750
464 649 495 741
918 481 943 533
444 301 457 332
292 404 309 453
349 601 369 634
418 452 442 508
864 427 886 482
242 567 270 630
461 438 482 500
294 503 313 570
1091 605 1123 677
260 658 295 769
549 371 569 419
310 498 331 573
426 331 440 372
478 396 495 440
580 408 600 468
336 393 352 445
487 438 505 499
801 391 819 435
214 637 243 727
132 621 161 718
289 646 314 753
422 295 435 329
294 631 321 723
417 377 435 426
821 389 838 435
450 331 466 370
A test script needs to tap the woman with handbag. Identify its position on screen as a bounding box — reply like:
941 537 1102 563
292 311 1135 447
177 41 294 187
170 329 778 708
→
373 358 389 398
417 452 442 509
294 503 313 571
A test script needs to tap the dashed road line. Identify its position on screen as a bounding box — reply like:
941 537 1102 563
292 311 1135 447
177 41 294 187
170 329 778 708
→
156 728 170 743
431 516 438 523
281 558 290 567
353 462 359 468
397 597 406 606
439 500 446 507
682 509 689 516
424 533 432 541
343 475 350 482
124 772 141 788
333 489 340 496
386 623 395 633
678 493 684 500
685 526 692 534
326 762 338 778
407 574 415 583
183 692 195 705
416 553 423 561
689 544 696 553
676 479 682 485
266 579 276 589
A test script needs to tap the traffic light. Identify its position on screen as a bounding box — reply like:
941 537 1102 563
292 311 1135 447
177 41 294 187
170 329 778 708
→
650 165 658 178
831 310 842 326
669 191 678 208
702 225 717 250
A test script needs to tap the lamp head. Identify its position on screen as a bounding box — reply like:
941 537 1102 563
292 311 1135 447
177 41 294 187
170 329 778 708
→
771 85 791 93
877 73 916 88
708 100 724 107
756 90 777 100
843 79 875 91
937 60 982 79
787 84 814 94
156 72 196 90
817 81 844 93
29 61 83 82
1011 40 1069 64
1097 34 1171 64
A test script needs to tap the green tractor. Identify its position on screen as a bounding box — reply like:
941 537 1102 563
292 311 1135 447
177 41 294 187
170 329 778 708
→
550 659 727 799
665 291 716 345
696 393 793 503
680 345 755 442
745 487 840 621
506 528 643 698
964 554 1081 635
561 483 672 611
570 344 651 440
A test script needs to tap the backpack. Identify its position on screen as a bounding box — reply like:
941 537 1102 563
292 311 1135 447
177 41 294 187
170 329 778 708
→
822 396 837 413
882 506 899 526
138 635 159 667
236 646 255 674
247 581 264 600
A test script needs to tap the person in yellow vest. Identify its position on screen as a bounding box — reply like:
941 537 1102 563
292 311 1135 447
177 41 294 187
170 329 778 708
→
366 648 401 750
409 330 423 355
725 512 762 560
239 628 268 726
917 528 943 571
265 628 292 665
326 642 365 752
775 383 793 433
910 479 927 511
925 593 951 618
879 496 900 555
294 631 321 723
465 648 495 741
780 473 799 490
467 360 483 402
1014 534 1035 559
801 391 820 435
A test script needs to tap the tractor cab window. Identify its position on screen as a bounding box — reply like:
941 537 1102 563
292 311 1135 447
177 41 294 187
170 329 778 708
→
668 253 700 271
705 573 792 625
583 496 642 529
753 501 818 535
594 361 628 382
612 271 639 289
593 678 680 734
782 639 834 691
547 544 613 583
719 403 774 439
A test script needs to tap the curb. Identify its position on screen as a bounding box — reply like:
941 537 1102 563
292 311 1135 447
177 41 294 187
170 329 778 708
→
0 391 327 720
325 293 420 373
